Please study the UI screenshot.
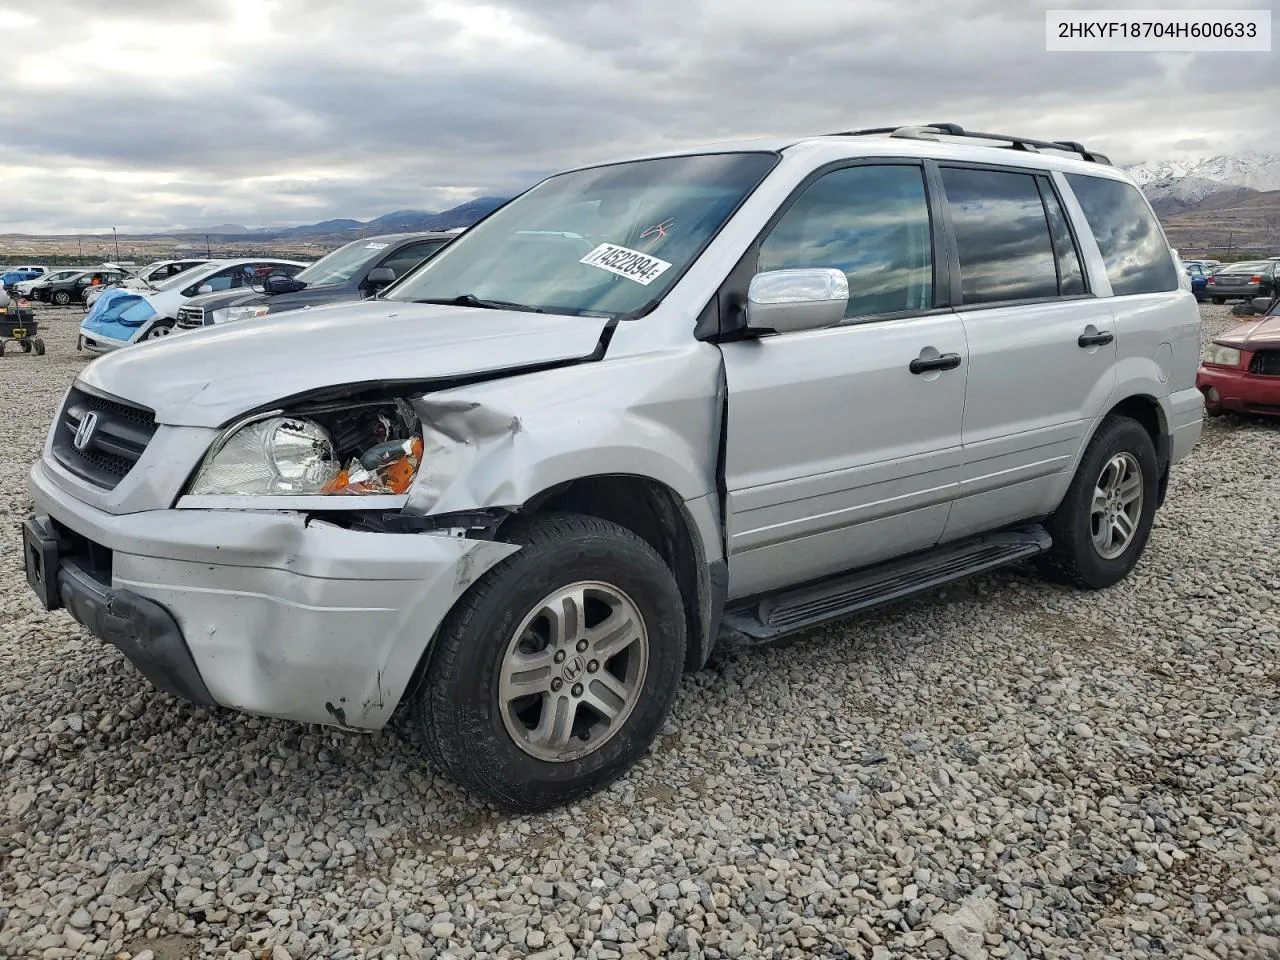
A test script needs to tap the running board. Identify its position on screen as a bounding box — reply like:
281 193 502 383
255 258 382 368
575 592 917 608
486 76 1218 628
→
722 526 1052 642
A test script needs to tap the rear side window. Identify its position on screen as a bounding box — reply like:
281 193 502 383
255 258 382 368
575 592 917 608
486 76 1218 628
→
1037 178 1087 296
939 166 1058 304
1065 174 1178 296
758 163 934 319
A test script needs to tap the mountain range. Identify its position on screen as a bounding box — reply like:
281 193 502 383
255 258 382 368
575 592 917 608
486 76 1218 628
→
1125 151 1280 218
167 197 509 240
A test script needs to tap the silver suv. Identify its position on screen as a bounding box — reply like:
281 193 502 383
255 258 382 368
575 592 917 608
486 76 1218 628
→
23 124 1203 811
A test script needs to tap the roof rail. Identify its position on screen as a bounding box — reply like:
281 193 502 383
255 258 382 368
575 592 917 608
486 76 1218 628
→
824 123 1112 165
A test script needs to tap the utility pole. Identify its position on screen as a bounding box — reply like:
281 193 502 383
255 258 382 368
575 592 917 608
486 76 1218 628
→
112 227 120 261
77 238 82 260
1226 231 1234 259
206 234 212 258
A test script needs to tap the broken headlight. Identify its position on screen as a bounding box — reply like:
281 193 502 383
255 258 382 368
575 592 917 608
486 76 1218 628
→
188 400 425 497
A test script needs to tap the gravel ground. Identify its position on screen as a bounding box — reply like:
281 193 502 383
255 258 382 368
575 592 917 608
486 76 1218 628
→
1 304 1278 960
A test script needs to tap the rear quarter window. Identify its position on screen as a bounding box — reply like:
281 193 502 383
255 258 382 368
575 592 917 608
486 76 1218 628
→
1065 174 1178 296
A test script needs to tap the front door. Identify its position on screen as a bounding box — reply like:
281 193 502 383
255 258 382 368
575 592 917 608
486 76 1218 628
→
719 162 968 599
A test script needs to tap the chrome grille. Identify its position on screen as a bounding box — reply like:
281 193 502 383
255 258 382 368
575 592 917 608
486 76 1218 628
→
50 386 158 490
176 305 206 329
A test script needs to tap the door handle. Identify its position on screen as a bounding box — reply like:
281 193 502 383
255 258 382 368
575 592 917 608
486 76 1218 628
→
909 352 962 374
1078 331 1114 348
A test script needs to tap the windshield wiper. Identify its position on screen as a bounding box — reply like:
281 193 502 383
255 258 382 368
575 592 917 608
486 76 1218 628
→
413 294 545 313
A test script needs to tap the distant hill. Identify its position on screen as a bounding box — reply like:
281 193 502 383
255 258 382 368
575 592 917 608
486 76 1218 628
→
1160 188 1280 254
1143 177 1261 217
167 197 508 241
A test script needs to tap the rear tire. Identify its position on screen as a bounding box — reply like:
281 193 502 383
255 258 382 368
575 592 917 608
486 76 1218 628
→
1211 297 1224 305
1040 416 1159 590
52 291 71 306
415 512 686 812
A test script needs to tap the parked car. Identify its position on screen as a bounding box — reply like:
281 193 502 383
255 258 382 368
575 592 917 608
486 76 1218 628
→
1198 298 1280 416
77 258 308 351
28 267 130 305
1 265 48 289
12 269 77 298
22 123 1202 811
1205 260 1280 304
121 258 212 291
175 234 451 331
1182 261 1208 300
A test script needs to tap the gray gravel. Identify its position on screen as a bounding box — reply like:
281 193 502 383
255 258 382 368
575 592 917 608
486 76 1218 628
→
2 304 1278 960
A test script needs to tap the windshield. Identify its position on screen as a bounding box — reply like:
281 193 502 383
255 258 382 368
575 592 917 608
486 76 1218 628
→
386 152 779 318
294 239 389 286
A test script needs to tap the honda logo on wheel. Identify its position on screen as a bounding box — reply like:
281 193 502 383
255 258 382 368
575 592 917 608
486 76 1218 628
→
72 411 98 451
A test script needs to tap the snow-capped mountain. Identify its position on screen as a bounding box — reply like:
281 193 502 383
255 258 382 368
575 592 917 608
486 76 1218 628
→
1125 152 1280 193
1140 176 1260 216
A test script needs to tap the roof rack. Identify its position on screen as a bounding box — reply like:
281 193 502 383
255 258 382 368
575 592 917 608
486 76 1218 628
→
824 122 1111 165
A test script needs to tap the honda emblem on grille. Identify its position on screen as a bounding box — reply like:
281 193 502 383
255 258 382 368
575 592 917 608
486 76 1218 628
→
72 411 98 451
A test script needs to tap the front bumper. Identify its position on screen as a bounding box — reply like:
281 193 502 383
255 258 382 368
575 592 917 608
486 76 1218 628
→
1197 364 1280 416
24 516 216 706
26 458 519 728
77 327 130 353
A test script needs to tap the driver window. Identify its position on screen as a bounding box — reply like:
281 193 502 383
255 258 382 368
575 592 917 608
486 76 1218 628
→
759 164 934 320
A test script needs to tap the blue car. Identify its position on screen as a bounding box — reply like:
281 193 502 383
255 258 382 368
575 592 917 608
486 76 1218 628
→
77 288 160 352
1 267 46 290
1182 261 1208 301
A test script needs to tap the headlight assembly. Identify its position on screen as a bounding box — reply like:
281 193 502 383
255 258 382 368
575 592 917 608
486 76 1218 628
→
1203 344 1242 367
212 304 271 325
187 401 425 499
189 417 340 495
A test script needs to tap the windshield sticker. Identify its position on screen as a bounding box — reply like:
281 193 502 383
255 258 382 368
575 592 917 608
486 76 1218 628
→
580 243 673 286
364 242 389 250
640 218 675 242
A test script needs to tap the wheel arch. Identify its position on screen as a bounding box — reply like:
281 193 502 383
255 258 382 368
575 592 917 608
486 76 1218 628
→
504 473 724 673
1091 392 1171 506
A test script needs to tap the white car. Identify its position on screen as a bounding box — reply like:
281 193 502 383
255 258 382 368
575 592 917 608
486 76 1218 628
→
121 258 212 291
12 269 76 298
78 258 308 353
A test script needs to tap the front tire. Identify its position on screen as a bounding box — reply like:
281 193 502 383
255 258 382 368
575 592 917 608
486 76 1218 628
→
52 291 71 306
1041 416 1159 589
144 321 174 340
416 513 686 812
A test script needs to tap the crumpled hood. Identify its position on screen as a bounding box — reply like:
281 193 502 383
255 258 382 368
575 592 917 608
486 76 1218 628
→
78 300 609 427
1214 312 1280 350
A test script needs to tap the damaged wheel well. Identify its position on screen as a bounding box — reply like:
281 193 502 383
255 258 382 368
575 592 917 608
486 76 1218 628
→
507 475 717 672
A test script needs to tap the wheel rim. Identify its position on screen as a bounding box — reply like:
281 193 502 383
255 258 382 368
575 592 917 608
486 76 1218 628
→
147 325 171 339
54 293 68 304
498 581 649 763
1091 452 1143 560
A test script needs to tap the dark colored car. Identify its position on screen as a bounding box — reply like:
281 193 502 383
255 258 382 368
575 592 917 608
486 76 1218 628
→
1197 298 1280 416
1205 260 1280 304
1182 261 1207 301
174 232 453 330
29 267 130 305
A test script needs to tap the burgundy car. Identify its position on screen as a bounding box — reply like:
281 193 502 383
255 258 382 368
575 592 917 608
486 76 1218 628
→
1197 304 1280 416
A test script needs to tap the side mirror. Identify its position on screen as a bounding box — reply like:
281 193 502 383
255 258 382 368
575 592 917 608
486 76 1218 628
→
197 284 213 294
263 273 305 295
365 267 396 289
744 268 849 335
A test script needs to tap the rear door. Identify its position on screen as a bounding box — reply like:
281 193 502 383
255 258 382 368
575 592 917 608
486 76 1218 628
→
935 164 1117 541
720 161 968 598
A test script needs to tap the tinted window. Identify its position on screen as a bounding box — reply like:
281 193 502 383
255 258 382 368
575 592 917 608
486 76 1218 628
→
1038 178 1087 296
1065 174 1178 296
378 240 448 279
758 164 933 319
940 167 1058 304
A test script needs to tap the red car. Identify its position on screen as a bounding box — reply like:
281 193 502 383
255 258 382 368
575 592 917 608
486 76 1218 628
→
1197 306 1280 416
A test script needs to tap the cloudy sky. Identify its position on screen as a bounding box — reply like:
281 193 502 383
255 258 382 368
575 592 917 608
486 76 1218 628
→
1 0 1275 235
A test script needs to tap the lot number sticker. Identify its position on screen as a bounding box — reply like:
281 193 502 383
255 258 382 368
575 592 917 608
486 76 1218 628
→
580 243 673 286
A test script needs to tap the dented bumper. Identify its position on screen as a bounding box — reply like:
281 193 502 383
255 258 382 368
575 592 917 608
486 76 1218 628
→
27 459 518 729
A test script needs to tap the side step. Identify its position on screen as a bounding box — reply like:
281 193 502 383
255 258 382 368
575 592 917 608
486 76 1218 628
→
721 526 1052 642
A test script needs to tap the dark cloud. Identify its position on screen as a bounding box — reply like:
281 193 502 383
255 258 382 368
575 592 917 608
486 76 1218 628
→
0 0 1275 234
